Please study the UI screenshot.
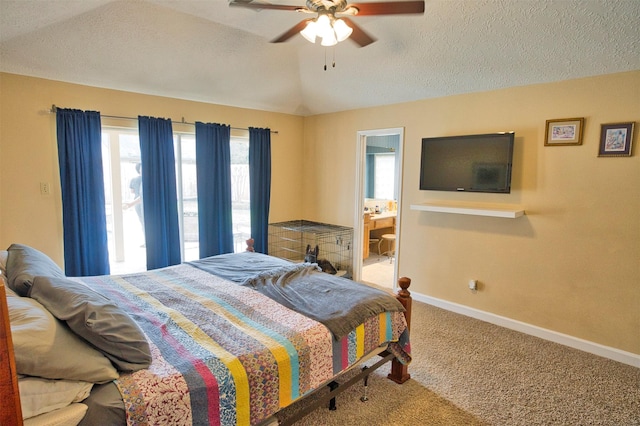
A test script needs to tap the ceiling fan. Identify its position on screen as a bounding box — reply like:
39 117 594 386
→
229 0 425 47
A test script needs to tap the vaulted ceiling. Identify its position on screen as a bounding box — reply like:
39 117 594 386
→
1 0 639 116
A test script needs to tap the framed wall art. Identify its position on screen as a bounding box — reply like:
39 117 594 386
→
544 117 584 146
598 122 635 157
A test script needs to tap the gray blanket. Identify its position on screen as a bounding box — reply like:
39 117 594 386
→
190 253 404 339
188 251 292 283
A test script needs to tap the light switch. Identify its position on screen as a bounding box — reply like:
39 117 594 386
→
40 182 51 195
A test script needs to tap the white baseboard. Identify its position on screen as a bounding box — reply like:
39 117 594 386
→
411 292 640 369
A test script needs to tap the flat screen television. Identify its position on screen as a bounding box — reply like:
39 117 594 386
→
419 132 514 193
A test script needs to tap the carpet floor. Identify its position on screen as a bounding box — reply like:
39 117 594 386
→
275 301 640 425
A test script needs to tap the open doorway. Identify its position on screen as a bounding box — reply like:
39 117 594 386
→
353 128 404 289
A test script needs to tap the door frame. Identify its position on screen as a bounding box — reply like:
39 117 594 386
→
352 127 404 288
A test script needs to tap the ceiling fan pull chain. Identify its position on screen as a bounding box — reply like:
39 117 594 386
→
322 47 336 71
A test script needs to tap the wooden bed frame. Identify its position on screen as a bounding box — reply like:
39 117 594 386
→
1 240 411 425
1 280 22 425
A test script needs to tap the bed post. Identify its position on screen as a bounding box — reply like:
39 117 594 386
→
245 238 255 252
0 281 23 425
388 276 411 384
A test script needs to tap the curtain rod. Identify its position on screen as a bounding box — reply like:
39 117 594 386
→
49 105 278 134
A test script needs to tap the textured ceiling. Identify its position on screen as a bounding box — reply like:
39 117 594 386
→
1 0 639 116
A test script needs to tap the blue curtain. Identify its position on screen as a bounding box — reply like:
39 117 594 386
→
248 127 271 254
138 116 181 270
195 122 234 257
56 108 110 276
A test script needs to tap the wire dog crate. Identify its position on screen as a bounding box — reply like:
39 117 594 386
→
268 220 353 279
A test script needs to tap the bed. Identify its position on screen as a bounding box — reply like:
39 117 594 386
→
0 240 411 426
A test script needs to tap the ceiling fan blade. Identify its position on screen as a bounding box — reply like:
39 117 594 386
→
341 17 376 47
271 19 313 43
346 1 425 16
229 1 303 12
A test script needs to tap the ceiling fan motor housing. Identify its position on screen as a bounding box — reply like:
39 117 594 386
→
307 0 349 14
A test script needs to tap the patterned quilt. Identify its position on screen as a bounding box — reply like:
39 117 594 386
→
79 263 410 426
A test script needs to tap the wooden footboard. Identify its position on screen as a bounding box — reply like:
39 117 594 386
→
389 276 412 384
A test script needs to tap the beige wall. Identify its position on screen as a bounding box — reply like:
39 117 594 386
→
302 71 640 355
0 72 304 266
1 71 639 355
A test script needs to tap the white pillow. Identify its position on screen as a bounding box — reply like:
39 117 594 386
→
19 377 92 419
23 403 88 426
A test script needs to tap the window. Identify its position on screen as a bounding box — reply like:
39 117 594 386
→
175 134 198 262
373 153 396 200
102 127 250 274
364 135 399 202
230 137 251 252
102 129 145 274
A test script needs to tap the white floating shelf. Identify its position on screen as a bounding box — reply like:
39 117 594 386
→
410 202 525 218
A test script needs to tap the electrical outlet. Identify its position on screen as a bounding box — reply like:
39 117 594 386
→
40 182 51 195
469 279 478 291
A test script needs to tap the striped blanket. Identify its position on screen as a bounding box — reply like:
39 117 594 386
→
79 263 410 426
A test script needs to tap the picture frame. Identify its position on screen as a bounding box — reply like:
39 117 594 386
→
598 122 635 157
544 117 584 146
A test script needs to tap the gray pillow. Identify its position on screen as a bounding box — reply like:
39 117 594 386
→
29 276 152 372
6 286 119 383
6 244 64 296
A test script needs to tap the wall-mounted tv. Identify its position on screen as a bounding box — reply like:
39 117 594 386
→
419 132 514 193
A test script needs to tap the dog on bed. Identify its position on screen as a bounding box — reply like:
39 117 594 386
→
304 245 338 275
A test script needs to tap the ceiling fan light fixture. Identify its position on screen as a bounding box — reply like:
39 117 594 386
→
333 18 353 42
300 20 317 43
315 14 333 38
320 30 337 46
